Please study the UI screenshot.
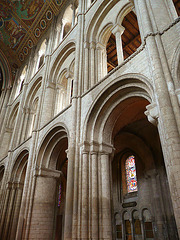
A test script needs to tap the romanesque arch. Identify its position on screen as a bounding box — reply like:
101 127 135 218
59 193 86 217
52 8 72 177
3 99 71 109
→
19 77 42 142
0 102 20 157
80 75 178 239
0 150 29 240
28 125 69 240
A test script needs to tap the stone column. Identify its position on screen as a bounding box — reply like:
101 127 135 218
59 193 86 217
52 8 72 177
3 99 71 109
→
112 24 125 65
96 42 106 82
134 0 180 236
3 183 16 240
40 82 56 126
60 19 68 42
84 41 89 92
28 167 60 240
64 146 75 240
0 183 10 238
147 170 164 239
10 183 23 239
90 41 96 87
91 152 99 239
81 151 89 239
65 71 73 106
100 152 112 240
130 219 135 240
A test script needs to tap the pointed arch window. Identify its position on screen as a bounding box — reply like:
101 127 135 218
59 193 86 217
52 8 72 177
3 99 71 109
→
125 155 138 193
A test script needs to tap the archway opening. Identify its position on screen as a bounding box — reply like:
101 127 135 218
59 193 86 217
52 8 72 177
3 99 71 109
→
121 11 141 60
106 11 141 73
29 126 68 240
0 150 29 240
106 33 118 73
110 97 178 239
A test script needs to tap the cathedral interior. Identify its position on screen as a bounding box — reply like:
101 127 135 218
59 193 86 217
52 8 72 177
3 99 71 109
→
0 0 180 239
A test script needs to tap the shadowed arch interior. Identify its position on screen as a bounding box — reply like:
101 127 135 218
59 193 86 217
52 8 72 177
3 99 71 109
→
31 126 68 240
0 150 29 240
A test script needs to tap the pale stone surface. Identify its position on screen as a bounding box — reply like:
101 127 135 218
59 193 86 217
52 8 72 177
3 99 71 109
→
0 0 180 239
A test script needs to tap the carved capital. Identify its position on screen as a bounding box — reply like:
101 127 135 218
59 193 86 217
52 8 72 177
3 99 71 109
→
112 24 125 35
144 102 159 126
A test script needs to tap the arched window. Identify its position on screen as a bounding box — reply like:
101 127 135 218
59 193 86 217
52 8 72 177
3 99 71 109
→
15 65 27 99
36 40 46 72
106 11 141 73
121 11 141 60
125 155 138 193
143 209 154 239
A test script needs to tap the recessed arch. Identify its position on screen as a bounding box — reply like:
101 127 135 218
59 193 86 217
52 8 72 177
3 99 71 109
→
30 125 69 239
0 150 29 240
83 74 153 144
50 41 75 83
36 125 69 168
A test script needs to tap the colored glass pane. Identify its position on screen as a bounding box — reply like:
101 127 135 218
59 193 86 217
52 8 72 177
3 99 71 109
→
58 183 62 207
125 156 138 193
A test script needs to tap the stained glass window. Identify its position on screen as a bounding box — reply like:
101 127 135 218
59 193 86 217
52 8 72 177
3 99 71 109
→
125 155 138 193
58 183 62 207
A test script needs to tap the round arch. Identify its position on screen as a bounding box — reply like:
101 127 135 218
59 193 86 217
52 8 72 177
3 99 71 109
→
50 41 75 83
83 74 153 144
29 124 69 239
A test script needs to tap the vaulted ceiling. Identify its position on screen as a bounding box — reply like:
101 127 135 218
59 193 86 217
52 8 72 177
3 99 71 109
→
0 0 66 72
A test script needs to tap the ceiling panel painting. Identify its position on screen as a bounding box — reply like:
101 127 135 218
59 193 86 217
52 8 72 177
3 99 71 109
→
0 0 65 79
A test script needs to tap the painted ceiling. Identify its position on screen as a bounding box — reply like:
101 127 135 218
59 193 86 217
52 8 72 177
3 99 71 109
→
0 0 65 74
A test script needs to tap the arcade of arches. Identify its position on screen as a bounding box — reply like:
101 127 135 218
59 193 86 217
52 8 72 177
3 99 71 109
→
0 0 180 240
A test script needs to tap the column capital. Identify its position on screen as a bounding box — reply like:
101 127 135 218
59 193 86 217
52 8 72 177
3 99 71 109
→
96 42 106 50
65 70 73 79
144 102 159 126
62 18 68 26
46 81 56 89
90 41 96 49
84 41 90 49
112 24 125 35
34 166 61 179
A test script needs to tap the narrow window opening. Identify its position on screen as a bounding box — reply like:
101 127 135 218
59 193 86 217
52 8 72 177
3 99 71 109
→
106 33 118 73
38 54 45 69
125 155 138 193
63 22 71 38
143 210 154 240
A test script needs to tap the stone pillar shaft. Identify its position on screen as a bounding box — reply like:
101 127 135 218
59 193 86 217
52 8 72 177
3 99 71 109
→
90 42 96 87
81 152 89 238
100 153 112 240
135 0 180 236
91 152 99 239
